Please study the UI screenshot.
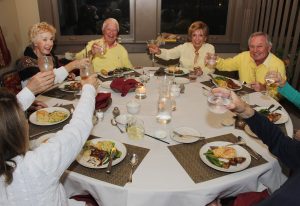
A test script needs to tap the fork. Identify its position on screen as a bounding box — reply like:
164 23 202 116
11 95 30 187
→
173 131 205 140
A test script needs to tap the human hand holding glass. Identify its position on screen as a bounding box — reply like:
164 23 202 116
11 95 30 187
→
205 53 218 69
207 87 231 114
38 55 54 72
93 41 107 58
264 70 280 97
147 39 160 66
80 62 94 80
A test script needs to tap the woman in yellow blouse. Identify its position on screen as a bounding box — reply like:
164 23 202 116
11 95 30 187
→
148 21 215 74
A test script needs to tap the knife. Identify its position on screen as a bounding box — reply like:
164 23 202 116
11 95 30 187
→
29 127 63 139
106 147 116 174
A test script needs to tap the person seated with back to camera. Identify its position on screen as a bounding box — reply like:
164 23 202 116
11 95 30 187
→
207 87 300 206
0 74 99 206
75 18 133 74
17 22 89 88
148 21 215 76
210 32 286 93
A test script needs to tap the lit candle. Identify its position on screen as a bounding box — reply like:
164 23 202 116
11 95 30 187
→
135 84 146 99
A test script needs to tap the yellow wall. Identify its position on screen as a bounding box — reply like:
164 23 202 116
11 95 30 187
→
0 0 39 73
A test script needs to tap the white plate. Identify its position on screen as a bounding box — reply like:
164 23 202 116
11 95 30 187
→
29 107 70 126
211 75 242 91
101 81 112 89
58 81 81 92
254 106 289 124
115 114 133 125
199 141 251 172
174 77 190 84
29 133 55 150
172 127 201 143
165 68 189 76
76 138 127 169
244 125 258 138
98 69 135 79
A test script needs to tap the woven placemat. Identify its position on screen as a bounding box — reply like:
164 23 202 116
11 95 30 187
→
200 80 255 93
29 104 74 140
42 87 77 100
168 133 267 183
68 135 150 187
97 71 141 82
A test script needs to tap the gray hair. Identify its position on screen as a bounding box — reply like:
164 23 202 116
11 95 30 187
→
102 18 119 32
248 32 272 47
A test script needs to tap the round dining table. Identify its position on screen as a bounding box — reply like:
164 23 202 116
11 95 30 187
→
37 68 293 206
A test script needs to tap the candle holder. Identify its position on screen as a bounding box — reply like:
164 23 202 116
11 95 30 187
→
135 83 146 99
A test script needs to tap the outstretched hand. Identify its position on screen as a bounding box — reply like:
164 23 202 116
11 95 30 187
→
26 71 55 95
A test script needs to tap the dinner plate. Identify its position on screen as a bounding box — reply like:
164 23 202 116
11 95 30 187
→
58 81 81 92
174 77 190 84
98 69 135 79
29 107 70 126
76 138 127 169
165 68 189 76
101 80 112 89
171 127 201 143
115 114 133 125
244 125 258 138
211 75 242 91
254 106 289 124
29 133 55 150
199 141 251 172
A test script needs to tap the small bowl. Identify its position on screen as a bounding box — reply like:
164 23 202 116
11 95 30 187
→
126 100 141 114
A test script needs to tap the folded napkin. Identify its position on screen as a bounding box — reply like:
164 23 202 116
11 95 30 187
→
110 78 138 96
95 92 111 110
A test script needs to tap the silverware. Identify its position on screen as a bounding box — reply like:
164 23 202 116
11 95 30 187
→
173 131 205 140
111 118 124 133
272 105 282 112
267 104 275 111
237 136 261 160
128 153 138 182
144 133 170 144
106 147 116 174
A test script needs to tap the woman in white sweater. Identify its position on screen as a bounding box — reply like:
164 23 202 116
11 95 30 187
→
0 74 98 206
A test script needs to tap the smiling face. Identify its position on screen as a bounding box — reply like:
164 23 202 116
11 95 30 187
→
33 32 54 56
102 21 119 46
191 29 207 50
249 35 271 65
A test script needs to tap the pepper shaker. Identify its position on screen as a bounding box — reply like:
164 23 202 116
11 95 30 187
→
112 107 120 118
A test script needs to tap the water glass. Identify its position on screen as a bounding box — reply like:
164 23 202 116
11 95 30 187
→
126 100 141 114
80 63 93 80
188 70 198 82
206 53 217 69
95 41 107 57
207 92 231 114
38 56 54 72
126 117 145 140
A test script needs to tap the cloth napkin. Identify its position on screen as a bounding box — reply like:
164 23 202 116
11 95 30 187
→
95 92 111 110
110 78 138 96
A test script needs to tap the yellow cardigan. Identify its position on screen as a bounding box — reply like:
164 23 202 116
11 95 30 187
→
216 51 286 83
75 39 133 72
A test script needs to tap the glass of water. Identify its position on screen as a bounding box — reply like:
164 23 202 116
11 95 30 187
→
207 91 231 114
38 55 54 72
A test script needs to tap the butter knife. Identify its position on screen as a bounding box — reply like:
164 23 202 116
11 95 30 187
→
106 147 116 174
173 131 205 140
29 127 63 139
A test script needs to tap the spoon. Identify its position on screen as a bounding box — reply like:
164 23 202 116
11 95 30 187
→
128 153 139 182
111 118 124 133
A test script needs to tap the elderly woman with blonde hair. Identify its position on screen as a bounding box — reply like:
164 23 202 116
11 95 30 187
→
148 21 215 75
17 22 89 87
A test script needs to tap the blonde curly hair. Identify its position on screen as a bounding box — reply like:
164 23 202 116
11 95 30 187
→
28 22 56 44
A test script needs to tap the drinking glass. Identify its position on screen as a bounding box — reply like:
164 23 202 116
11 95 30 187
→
146 39 159 66
80 63 93 80
38 56 54 72
206 53 217 69
126 117 145 140
207 91 231 114
188 70 198 82
95 41 107 58
264 70 279 98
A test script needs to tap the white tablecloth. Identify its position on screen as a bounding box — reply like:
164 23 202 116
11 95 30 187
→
38 69 292 206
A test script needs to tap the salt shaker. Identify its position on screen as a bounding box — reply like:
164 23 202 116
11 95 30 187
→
112 107 120 118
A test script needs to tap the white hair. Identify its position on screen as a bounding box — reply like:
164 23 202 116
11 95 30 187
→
102 18 119 32
248 32 272 47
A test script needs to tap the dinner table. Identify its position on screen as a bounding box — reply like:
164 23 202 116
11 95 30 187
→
34 67 293 206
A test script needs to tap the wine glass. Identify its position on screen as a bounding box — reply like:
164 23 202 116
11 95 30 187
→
146 39 159 67
207 91 231 114
38 56 54 72
264 70 279 98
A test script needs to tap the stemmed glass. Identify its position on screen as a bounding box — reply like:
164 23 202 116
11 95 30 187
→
38 55 54 72
264 70 280 98
146 39 159 67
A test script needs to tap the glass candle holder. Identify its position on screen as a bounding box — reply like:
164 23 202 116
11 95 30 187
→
135 83 146 99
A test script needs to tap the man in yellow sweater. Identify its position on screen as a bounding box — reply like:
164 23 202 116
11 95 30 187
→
214 32 286 92
75 18 133 73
